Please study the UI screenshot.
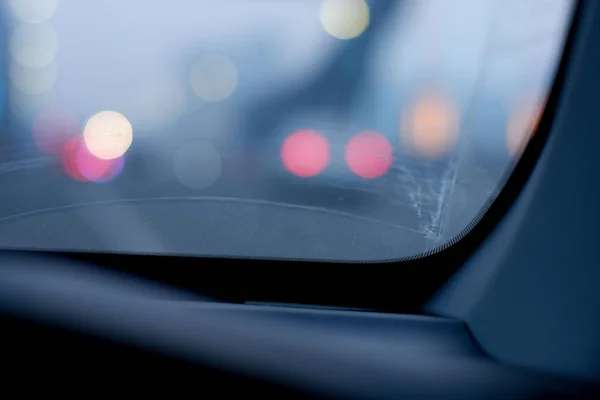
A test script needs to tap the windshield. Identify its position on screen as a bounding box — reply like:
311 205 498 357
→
0 0 574 260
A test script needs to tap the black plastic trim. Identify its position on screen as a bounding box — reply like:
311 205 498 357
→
1 256 598 399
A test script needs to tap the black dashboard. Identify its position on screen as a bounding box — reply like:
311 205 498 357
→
0 252 598 399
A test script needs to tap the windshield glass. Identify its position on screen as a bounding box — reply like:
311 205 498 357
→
0 0 574 260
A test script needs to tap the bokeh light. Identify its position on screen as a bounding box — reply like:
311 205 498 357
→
61 136 87 181
320 0 370 40
76 142 114 181
190 54 238 102
174 141 222 190
10 23 59 69
61 136 125 183
507 99 545 158
9 60 58 95
281 130 330 178
32 108 79 155
83 111 133 160
96 156 125 183
345 131 393 179
8 0 59 23
401 89 460 158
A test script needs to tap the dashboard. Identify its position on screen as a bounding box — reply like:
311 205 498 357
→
1 252 598 399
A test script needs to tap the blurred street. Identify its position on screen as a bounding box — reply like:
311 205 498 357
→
0 130 506 260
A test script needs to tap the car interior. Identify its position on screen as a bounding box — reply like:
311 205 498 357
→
1 0 599 398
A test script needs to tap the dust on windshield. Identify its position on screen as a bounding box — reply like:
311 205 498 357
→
0 0 574 260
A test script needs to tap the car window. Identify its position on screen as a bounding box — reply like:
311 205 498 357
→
0 0 575 260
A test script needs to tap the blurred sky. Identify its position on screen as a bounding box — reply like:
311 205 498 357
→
48 0 571 118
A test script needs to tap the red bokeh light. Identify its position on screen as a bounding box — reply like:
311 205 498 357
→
345 131 393 179
281 130 330 178
32 109 80 156
60 136 123 182
61 137 87 181
76 142 113 181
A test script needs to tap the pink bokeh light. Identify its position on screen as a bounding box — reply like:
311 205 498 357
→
281 130 330 178
61 136 125 182
345 131 393 179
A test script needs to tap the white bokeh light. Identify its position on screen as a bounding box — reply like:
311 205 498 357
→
320 0 370 40
174 141 222 190
190 54 238 102
9 0 59 23
83 111 134 160
10 23 59 69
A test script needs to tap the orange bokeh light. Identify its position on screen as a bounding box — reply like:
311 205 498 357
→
507 99 545 158
401 89 460 158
